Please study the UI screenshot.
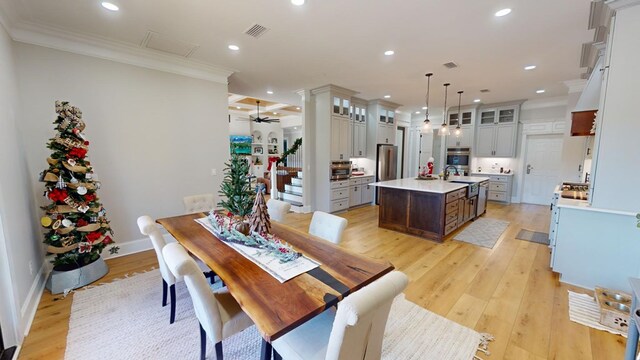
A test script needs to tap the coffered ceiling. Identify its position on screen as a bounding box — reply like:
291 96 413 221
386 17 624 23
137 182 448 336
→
1 0 594 114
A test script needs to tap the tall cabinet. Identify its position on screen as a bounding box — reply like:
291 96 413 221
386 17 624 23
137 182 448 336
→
351 97 368 158
475 104 521 157
310 84 358 213
366 99 402 158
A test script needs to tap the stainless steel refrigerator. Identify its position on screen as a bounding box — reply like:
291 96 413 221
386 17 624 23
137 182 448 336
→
376 144 398 204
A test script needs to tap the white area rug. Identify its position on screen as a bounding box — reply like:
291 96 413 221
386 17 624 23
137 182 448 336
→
65 270 492 360
568 290 627 337
453 218 510 249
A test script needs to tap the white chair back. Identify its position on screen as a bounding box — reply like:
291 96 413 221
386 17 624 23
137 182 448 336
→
183 193 216 213
309 211 348 244
137 216 175 285
163 243 224 342
267 198 292 222
325 271 408 360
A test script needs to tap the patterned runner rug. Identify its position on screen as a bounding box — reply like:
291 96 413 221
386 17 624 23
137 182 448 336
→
65 270 492 359
453 218 510 249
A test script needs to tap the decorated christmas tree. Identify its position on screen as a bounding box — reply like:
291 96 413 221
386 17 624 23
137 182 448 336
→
39 101 117 271
218 154 255 218
249 191 271 235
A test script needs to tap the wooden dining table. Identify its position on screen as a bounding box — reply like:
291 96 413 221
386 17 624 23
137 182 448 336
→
157 213 395 360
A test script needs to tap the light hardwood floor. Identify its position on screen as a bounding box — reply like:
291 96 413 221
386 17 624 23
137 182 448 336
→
18 202 626 359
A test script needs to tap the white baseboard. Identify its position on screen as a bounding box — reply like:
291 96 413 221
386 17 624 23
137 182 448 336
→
103 237 153 260
18 259 47 340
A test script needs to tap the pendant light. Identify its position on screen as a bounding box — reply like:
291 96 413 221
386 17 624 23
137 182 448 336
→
438 83 451 136
421 73 433 133
454 90 463 137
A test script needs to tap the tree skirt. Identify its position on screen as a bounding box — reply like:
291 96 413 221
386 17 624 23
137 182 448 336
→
453 218 510 249
65 270 492 360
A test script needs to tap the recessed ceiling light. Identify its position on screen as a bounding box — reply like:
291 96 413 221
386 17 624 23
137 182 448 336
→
384 50 395 56
267 90 274 95
291 0 305 5
273 112 278 115
524 65 536 70
236 106 241 109
384 95 391 99
474 99 481 103
495 8 512 17
296 107 301 110
228 45 240 51
415 111 420 114
536 89 546 94
422 106 428 110
101 2 119 11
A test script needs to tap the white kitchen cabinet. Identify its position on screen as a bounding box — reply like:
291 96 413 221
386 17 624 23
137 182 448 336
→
475 104 519 157
446 106 477 149
448 129 474 148
349 176 375 207
331 115 351 161
366 99 401 158
332 95 350 118
351 101 367 157
471 173 512 203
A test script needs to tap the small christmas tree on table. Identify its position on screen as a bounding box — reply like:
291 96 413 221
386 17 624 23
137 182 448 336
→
249 191 271 234
39 101 117 284
218 154 255 234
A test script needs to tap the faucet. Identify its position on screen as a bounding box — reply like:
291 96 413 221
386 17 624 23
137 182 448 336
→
443 165 460 181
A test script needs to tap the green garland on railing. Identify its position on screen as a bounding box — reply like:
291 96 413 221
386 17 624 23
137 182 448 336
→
276 138 302 165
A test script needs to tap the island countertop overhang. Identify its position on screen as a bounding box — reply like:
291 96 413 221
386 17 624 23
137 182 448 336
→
370 177 490 194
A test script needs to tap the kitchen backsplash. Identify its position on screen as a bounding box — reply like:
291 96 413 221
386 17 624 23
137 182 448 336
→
472 157 515 174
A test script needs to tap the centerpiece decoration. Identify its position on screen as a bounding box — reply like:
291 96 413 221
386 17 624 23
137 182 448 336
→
207 210 301 263
218 154 255 235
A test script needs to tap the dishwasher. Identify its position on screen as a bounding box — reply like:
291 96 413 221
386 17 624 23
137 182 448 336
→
476 181 489 217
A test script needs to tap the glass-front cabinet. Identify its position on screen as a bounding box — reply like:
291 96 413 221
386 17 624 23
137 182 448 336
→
498 108 515 123
332 96 350 117
479 110 497 125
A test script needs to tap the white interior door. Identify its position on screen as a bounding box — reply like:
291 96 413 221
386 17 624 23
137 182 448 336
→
522 134 563 205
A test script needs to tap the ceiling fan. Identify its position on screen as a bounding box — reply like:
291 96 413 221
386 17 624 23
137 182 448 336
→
250 100 280 123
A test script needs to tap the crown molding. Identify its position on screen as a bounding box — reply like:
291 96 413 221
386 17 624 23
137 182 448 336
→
0 2 15 34
367 98 403 109
7 20 235 84
606 0 640 10
310 84 358 97
521 96 569 110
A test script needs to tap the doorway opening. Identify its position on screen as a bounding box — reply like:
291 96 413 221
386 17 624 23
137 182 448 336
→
396 127 406 178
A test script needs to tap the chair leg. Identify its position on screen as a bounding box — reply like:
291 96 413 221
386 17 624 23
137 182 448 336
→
169 284 176 324
215 341 223 360
260 339 272 360
162 279 168 307
273 349 282 360
199 323 207 360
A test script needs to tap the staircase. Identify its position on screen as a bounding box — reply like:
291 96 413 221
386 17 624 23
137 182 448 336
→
282 171 304 212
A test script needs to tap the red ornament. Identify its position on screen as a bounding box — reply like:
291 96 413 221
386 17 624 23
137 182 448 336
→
48 188 68 202
84 141 90 145
85 231 101 243
68 147 87 159
84 193 96 202
102 235 114 245
76 219 89 227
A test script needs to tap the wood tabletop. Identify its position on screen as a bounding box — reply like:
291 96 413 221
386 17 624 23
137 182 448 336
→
157 213 394 342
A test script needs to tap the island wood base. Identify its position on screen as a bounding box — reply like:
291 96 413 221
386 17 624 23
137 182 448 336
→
378 186 475 242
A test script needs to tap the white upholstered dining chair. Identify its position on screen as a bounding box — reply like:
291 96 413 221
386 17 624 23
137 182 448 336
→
183 193 216 214
308 211 348 245
162 243 255 360
137 216 215 324
272 271 408 360
267 198 291 222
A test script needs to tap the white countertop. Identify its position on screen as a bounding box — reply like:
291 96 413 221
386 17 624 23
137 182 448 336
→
371 178 469 194
470 172 514 176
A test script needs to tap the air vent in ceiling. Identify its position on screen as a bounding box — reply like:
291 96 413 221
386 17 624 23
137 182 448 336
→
480 89 490 93
245 24 269 38
443 62 458 69
141 31 199 58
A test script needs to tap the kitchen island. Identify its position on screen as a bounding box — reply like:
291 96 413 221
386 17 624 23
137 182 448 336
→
371 177 489 242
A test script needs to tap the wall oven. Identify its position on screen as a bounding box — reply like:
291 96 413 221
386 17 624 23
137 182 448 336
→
446 147 470 174
330 161 352 180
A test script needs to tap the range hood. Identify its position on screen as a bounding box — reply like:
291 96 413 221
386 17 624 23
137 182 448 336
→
571 56 604 136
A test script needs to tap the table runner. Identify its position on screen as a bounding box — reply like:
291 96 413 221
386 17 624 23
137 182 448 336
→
195 217 319 283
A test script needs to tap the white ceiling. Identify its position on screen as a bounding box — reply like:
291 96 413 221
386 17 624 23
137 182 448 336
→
4 0 594 113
